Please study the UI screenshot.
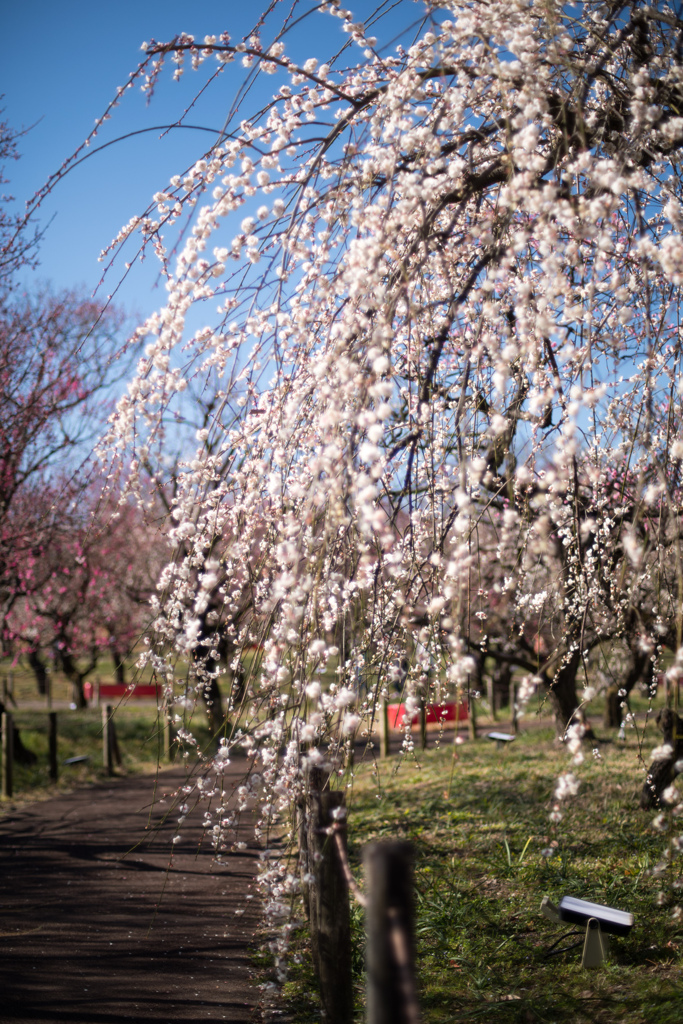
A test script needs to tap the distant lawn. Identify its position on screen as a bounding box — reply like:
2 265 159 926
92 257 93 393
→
283 717 683 1024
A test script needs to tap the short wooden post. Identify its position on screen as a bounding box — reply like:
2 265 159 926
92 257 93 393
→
2 711 13 798
48 711 58 782
510 679 518 735
303 766 329 968
313 789 353 1024
486 675 497 722
102 705 113 775
364 841 419 1024
419 699 427 750
379 697 390 758
163 714 173 761
111 715 122 767
468 688 477 741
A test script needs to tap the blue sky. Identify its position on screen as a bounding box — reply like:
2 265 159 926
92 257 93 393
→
2 0 405 321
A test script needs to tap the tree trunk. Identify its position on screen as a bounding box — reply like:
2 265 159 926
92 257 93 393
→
113 651 126 686
603 685 622 729
603 644 654 729
640 709 683 808
545 648 583 735
201 673 225 739
0 700 37 765
58 650 96 709
491 662 512 712
27 649 48 696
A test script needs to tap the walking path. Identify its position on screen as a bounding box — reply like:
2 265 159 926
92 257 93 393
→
0 763 262 1024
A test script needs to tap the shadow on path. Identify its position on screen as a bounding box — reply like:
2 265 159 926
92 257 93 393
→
0 763 261 1023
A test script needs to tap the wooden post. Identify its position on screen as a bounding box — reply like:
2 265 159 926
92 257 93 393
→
486 675 497 722
379 697 390 758
316 790 353 1024
163 714 173 761
102 705 113 775
4 672 16 707
364 841 419 1024
304 766 329 971
510 679 518 735
419 699 427 750
2 711 13 799
111 715 122 767
301 767 353 1023
48 711 58 782
468 688 477 741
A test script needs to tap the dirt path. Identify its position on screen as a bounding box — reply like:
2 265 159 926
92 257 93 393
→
0 763 262 1024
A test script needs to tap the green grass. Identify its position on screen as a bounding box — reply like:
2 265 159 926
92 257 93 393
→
3 707 185 803
1 695 215 807
281 719 683 1024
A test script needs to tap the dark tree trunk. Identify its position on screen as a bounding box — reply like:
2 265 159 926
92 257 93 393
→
491 662 512 712
230 665 246 712
27 649 48 696
58 649 97 709
193 612 231 740
201 673 225 738
545 648 585 735
0 700 37 765
603 685 622 730
113 652 126 686
640 709 683 809
603 644 654 729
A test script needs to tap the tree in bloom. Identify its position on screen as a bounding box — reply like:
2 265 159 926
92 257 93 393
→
82 0 683 896
6 486 163 706
0 116 134 683
0 290 127 636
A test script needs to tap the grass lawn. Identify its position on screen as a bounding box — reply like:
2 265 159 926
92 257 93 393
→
282 715 683 1024
0 659 214 804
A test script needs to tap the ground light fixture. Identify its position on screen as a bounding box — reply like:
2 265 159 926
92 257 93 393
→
541 896 634 968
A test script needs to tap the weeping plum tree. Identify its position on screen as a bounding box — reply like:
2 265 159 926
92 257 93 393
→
71 0 683 863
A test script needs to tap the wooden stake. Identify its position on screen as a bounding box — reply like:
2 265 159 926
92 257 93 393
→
364 841 419 1024
379 697 390 758
510 679 518 735
1 712 13 799
419 700 427 750
163 714 173 761
315 790 353 1024
486 675 497 722
468 688 477 741
102 705 113 775
48 711 58 782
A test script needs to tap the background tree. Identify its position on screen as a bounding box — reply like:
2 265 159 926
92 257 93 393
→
6 486 162 706
0 113 144 692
